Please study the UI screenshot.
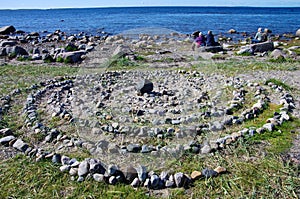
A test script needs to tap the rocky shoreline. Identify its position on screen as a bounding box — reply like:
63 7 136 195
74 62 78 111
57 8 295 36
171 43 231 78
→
0 25 300 67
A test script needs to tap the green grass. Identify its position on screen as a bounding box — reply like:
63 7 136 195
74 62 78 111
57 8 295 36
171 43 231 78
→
292 48 300 55
103 56 145 70
191 59 300 75
249 116 300 154
0 65 79 95
211 54 228 60
0 155 152 199
265 78 293 91
65 45 78 52
0 62 300 198
17 56 32 62
236 51 253 56
56 56 64 63
167 142 300 198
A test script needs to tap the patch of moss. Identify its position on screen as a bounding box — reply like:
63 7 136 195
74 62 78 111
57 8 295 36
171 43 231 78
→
56 56 64 63
64 57 72 64
65 45 78 52
211 54 228 60
17 56 32 62
265 78 293 91
236 51 253 56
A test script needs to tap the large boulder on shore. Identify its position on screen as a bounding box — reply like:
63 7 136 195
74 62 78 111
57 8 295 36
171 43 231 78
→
112 45 133 58
0 25 16 35
5 46 28 56
270 49 285 59
0 40 17 47
251 42 274 53
237 42 274 55
236 46 252 55
296 29 300 37
56 50 86 63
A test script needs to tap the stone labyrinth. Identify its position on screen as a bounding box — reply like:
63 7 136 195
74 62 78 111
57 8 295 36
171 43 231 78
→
1 67 296 188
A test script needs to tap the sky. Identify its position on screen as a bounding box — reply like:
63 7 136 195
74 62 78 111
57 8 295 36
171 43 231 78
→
0 0 300 9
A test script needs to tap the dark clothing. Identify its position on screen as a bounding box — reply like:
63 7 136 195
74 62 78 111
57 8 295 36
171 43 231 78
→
192 31 200 39
206 33 216 46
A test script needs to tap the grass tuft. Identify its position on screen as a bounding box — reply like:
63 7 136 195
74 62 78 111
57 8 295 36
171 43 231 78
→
265 78 293 91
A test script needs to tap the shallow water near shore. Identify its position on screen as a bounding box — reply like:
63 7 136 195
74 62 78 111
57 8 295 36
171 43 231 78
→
0 6 299 38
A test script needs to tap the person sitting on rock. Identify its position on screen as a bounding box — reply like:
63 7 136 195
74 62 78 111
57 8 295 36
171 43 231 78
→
206 30 218 46
195 32 206 47
261 28 270 42
252 27 263 43
192 31 205 51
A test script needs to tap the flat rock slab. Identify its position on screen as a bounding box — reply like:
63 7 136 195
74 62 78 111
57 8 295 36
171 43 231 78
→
251 42 274 53
199 46 224 53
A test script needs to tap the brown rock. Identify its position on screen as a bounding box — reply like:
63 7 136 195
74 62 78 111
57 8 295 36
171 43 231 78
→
214 166 227 174
106 115 113 120
228 29 237 34
231 132 242 142
191 171 202 180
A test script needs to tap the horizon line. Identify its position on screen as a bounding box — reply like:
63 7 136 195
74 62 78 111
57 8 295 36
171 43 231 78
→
1 5 300 10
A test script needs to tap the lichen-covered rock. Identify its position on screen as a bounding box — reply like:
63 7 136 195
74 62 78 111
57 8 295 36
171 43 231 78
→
228 29 237 34
136 164 147 182
214 166 227 174
112 45 133 58
124 165 138 183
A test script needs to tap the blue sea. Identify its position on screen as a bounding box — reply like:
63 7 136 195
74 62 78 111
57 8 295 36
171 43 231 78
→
0 6 299 38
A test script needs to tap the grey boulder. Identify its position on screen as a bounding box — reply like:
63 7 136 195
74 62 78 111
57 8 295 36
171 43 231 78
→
136 79 154 95
6 46 29 56
0 25 16 35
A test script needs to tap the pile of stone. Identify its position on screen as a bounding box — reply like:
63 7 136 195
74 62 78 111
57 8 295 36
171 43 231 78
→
37 70 292 161
0 25 110 63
